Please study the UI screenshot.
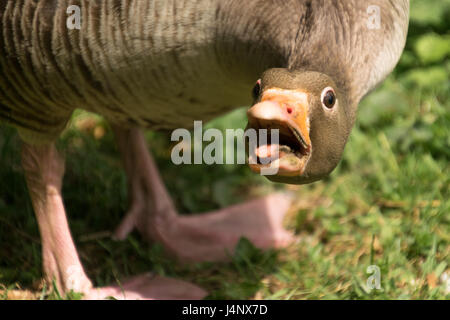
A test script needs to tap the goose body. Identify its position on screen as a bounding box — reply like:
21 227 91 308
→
1 0 408 142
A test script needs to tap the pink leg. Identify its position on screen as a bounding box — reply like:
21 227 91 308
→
21 142 206 300
113 127 295 263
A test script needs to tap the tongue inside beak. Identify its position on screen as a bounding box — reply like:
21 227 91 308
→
254 145 303 172
247 93 311 176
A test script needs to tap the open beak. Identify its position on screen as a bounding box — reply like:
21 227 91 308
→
246 89 312 176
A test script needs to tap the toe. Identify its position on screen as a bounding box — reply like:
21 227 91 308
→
84 275 207 300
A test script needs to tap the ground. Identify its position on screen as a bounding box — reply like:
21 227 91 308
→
0 0 449 300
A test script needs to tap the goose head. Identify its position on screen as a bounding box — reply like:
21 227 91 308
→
247 68 354 184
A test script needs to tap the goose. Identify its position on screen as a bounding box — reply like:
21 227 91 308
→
0 0 409 299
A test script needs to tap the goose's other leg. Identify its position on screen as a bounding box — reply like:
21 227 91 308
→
113 126 295 262
21 141 206 300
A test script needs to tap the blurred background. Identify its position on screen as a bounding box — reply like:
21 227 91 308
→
0 0 449 299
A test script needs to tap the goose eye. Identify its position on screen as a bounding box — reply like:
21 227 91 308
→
322 88 336 109
252 79 261 100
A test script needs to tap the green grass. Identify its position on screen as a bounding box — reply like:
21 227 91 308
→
0 0 449 300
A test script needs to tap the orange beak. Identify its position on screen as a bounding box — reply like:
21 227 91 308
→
246 88 311 176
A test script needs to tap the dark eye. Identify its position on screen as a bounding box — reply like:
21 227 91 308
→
322 89 336 109
252 80 261 100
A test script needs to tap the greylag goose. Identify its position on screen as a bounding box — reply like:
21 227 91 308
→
0 0 409 299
